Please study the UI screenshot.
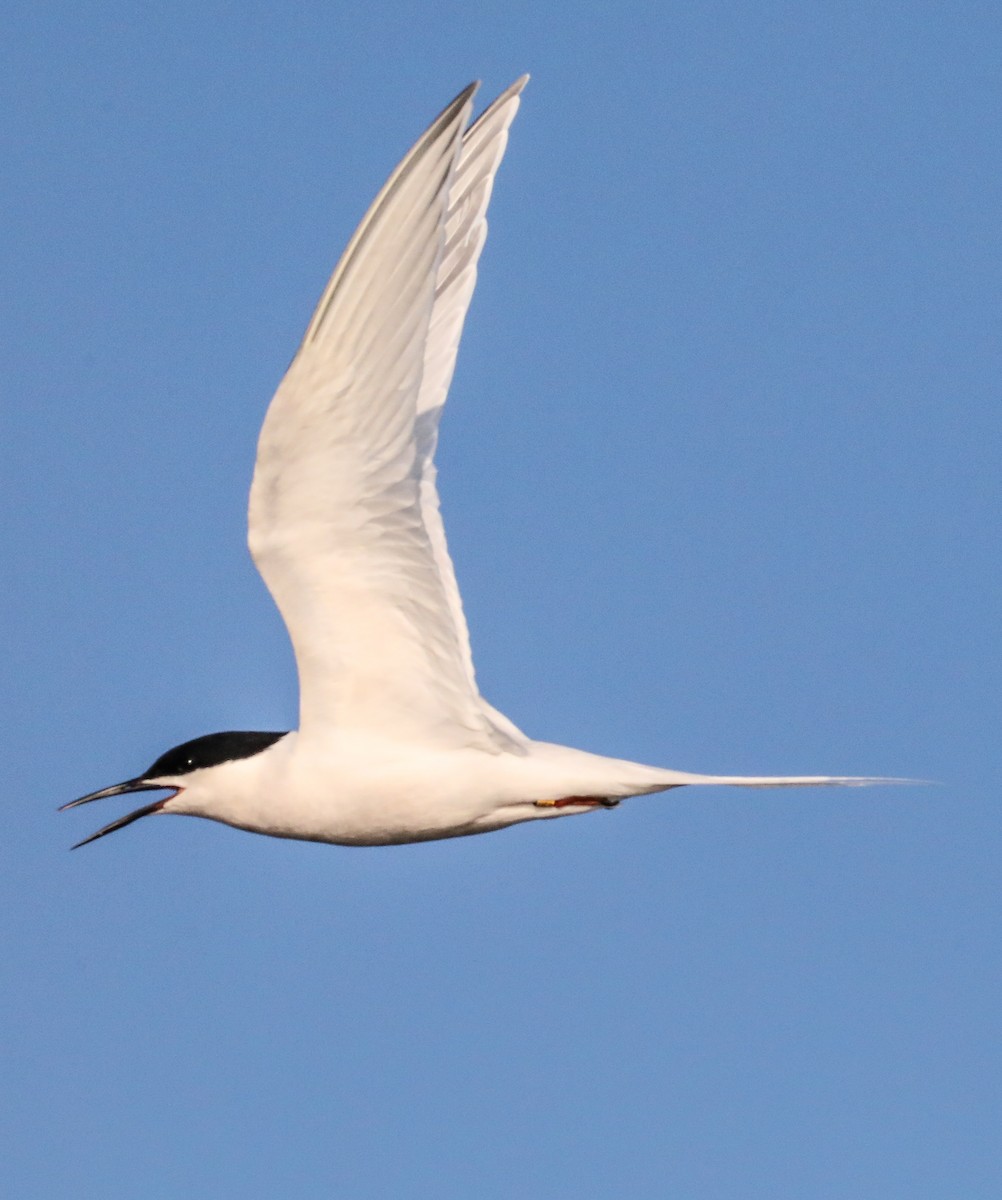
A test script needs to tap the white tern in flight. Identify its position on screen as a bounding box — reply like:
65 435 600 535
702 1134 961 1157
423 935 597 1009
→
62 78 901 850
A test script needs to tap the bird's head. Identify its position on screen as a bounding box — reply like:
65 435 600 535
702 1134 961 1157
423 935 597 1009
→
61 731 288 848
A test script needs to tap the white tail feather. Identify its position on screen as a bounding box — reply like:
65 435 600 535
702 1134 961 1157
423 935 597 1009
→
634 772 919 792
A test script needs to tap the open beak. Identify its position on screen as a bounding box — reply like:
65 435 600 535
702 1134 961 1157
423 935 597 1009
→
59 780 178 849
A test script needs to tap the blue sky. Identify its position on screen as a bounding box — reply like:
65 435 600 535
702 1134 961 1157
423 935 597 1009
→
3 3 1000 1196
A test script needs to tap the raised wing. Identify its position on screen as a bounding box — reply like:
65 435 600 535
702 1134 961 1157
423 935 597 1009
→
414 76 529 747
249 82 525 750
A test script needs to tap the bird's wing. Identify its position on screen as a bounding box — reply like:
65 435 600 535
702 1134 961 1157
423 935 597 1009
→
414 76 529 747
248 82 525 750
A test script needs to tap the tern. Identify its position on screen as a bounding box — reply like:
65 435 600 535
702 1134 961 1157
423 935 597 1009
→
63 77 898 851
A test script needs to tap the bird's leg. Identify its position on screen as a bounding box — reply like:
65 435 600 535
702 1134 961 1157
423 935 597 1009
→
534 795 619 809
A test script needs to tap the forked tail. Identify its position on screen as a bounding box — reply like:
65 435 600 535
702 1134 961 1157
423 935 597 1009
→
533 744 919 797
637 770 918 792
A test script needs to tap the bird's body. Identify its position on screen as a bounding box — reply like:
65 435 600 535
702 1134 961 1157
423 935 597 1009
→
162 733 635 846
63 77 900 851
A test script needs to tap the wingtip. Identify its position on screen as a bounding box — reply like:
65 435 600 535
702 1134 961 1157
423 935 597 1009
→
443 76 530 114
428 81 481 135
453 80 481 109
492 75 530 105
